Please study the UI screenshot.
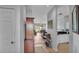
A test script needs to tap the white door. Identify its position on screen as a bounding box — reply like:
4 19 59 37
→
0 7 16 53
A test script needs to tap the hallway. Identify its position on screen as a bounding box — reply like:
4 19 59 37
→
34 32 53 53
34 32 46 52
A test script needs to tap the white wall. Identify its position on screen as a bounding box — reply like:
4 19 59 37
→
57 6 69 31
56 6 70 49
47 6 57 51
20 6 26 53
73 33 79 52
15 6 20 53
25 5 32 17
69 5 79 53
68 5 75 52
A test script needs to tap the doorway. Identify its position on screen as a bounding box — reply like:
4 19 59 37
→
57 15 70 53
0 6 17 53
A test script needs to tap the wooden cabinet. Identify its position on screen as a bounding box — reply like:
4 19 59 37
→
24 17 35 53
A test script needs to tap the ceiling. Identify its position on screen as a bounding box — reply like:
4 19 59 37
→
31 5 54 23
25 5 69 24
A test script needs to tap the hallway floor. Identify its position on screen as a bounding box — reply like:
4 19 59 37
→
34 32 55 53
34 32 69 53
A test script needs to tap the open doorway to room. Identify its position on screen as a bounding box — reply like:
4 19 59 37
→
24 18 53 53
34 23 52 53
57 15 70 53
56 6 70 53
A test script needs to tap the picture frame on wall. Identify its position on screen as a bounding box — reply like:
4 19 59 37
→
72 5 79 34
48 20 53 29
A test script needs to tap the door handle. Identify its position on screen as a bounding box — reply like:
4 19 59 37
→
11 41 14 44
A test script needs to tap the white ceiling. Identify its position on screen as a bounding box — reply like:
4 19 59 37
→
25 5 69 24
31 5 54 23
